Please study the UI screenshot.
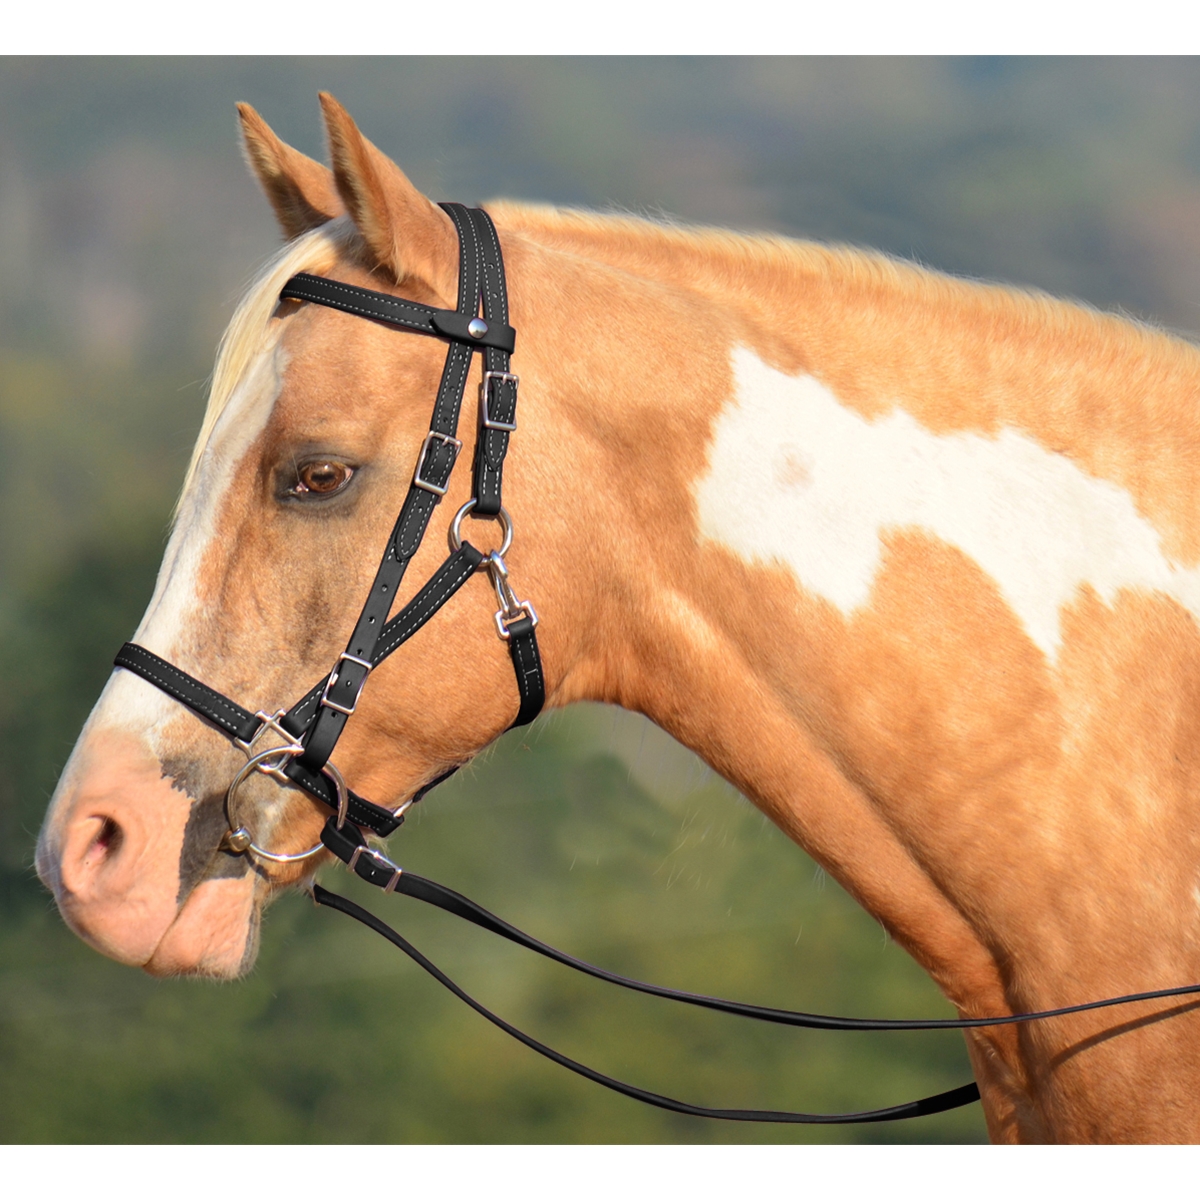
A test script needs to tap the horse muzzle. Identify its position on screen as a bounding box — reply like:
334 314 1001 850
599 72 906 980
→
36 727 258 977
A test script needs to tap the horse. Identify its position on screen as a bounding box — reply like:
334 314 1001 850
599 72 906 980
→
34 92 1200 1143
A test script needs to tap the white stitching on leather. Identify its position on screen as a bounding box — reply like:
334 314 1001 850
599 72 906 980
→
374 558 476 659
287 277 432 322
119 651 242 734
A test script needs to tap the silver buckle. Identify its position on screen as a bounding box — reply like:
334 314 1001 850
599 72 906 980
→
320 652 374 717
347 843 404 892
412 430 462 496
480 371 519 432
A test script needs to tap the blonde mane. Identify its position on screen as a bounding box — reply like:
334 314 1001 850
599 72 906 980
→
490 200 1187 359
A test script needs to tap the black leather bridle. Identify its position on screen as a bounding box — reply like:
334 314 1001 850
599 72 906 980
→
109 203 1200 1128
116 203 543 869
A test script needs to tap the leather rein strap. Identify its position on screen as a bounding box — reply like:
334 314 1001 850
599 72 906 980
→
108 202 1200 1127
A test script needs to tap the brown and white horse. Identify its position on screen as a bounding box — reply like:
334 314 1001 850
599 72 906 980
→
35 94 1200 1143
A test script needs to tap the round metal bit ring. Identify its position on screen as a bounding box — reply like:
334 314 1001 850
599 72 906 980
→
223 744 346 865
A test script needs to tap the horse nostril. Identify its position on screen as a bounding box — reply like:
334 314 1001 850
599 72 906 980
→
89 815 124 865
56 809 136 902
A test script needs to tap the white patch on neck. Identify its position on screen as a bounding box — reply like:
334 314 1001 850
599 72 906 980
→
92 344 286 745
695 346 1200 662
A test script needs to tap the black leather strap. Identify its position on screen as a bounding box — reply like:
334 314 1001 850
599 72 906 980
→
323 819 984 1032
311 812 1200 1123
505 615 544 728
114 643 261 744
319 817 1200 1036
291 763 403 836
298 203 485 774
312 882 982 1124
468 207 518 517
280 274 515 352
280 544 486 740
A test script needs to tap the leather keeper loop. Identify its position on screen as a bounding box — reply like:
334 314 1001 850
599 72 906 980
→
430 310 516 352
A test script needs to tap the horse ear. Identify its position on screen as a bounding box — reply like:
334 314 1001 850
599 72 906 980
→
319 92 459 302
237 103 344 240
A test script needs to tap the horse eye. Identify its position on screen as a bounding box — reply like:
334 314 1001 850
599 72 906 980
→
290 459 355 497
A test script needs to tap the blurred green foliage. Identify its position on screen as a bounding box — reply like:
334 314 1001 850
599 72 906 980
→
5 57 1200 1144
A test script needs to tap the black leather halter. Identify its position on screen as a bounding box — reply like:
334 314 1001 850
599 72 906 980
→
108 203 1200 1128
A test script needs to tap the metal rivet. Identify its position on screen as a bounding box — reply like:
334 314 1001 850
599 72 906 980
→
224 827 252 854
468 318 488 338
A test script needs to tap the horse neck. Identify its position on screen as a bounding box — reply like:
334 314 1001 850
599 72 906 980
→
510 203 1200 750
509 211 1200 1115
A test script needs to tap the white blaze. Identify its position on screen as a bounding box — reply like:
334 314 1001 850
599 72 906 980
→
83 345 285 746
695 346 1200 661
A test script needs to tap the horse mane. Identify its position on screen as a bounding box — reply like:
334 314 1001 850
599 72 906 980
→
489 199 1191 365
490 198 922 288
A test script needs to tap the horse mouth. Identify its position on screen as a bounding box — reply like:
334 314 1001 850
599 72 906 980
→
141 874 265 978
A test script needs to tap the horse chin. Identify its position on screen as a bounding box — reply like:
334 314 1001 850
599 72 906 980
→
143 875 262 978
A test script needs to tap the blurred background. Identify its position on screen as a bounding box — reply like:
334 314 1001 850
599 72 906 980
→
4 57 1200 1145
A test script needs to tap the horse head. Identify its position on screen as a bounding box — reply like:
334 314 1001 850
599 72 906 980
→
35 95 599 977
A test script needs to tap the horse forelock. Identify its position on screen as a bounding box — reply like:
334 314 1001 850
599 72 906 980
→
177 218 356 512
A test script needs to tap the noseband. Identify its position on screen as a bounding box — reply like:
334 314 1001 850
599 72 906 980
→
111 204 1200 1129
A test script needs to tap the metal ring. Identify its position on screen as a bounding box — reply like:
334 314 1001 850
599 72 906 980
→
224 745 346 866
448 500 513 557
